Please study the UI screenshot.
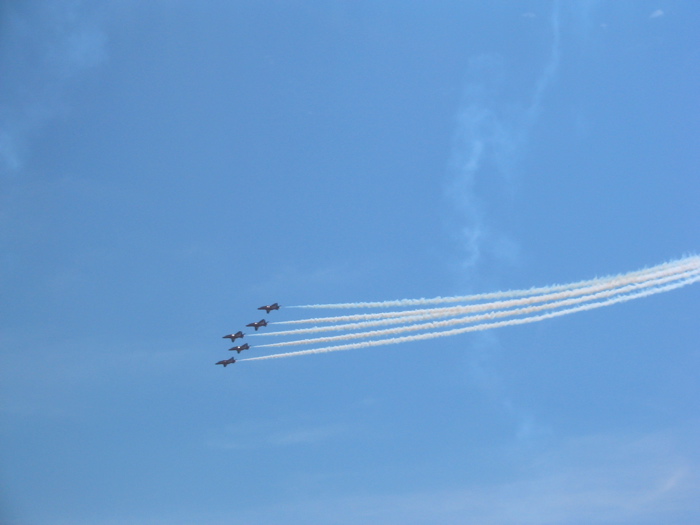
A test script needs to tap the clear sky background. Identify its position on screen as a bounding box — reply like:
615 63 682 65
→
1 1 699 524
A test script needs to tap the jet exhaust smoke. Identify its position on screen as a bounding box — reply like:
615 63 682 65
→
257 259 698 338
252 267 700 349
286 258 689 311
239 256 699 362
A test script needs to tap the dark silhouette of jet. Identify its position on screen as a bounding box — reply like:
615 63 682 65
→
222 331 244 342
258 303 280 314
229 343 250 353
216 357 236 367
246 319 267 331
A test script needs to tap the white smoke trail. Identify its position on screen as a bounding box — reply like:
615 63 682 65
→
241 273 700 362
264 260 698 335
253 267 700 349
258 257 699 335
285 256 695 312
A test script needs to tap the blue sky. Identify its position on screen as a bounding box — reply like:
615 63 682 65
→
1 1 699 523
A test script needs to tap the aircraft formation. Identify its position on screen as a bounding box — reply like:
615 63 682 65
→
216 303 279 367
213 256 700 364
210 256 700 366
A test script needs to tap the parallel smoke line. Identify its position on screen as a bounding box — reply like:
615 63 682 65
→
259 258 700 336
254 268 700 348
280 256 698 322
287 257 695 310
241 274 700 362
263 262 698 335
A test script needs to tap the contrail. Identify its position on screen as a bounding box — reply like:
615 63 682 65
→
285 256 694 311
252 267 700 349
240 273 700 362
263 259 698 335
257 257 699 335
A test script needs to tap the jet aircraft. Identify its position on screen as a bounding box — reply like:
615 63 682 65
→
258 303 280 313
216 357 236 367
246 319 268 331
222 331 244 342
229 343 250 353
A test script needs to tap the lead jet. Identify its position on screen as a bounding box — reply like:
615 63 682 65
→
229 343 250 353
216 357 236 367
246 319 267 331
222 331 244 342
258 303 280 314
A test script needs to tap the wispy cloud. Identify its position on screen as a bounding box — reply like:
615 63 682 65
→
0 336 195 420
649 9 665 19
441 1 562 451
207 418 347 451
287 429 700 524
446 4 560 283
267 424 345 446
0 2 108 176
93 427 700 525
